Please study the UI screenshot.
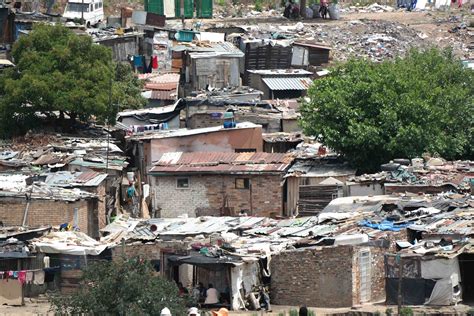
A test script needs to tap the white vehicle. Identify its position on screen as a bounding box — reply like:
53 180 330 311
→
63 0 104 28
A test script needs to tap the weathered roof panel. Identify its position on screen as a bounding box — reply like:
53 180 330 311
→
262 77 313 91
150 152 294 174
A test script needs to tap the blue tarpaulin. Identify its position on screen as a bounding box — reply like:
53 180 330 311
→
359 219 411 231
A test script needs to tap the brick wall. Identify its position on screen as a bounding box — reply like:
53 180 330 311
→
152 174 284 218
187 113 224 129
0 198 96 236
351 246 386 305
270 246 355 308
152 176 211 218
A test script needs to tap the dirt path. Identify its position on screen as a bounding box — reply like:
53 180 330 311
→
0 302 472 315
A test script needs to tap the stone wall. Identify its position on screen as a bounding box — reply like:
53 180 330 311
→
270 246 355 308
152 174 284 218
0 198 94 235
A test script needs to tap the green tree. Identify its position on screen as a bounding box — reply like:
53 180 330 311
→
0 24 145 137
50 258 188 315
300 48 474 171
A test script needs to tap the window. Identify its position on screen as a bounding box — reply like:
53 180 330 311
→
66 3 90 12
235 148 257 153
235 178 250 189
176 178 189 189
94 3 99 9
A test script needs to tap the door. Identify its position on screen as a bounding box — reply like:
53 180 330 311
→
175 0 194 18
359 250 371 303
196 0 212 18
146 0 164 15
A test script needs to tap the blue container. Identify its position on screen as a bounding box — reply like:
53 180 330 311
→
223 121 236 129
175 30 195 42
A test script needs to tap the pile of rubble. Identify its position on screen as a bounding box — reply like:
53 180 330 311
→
300 19 429 61
340 3 397 13
213 3 283 19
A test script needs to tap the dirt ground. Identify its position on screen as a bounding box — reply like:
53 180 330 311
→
196 8 473 61
0 302 472 315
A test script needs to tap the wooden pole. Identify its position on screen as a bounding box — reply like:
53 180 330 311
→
397 256 403 315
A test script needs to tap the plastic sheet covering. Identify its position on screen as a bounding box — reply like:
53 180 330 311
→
421 258 460 279
33 232 108 256
421 258 461 305
435 0 450 8
385 278 436 305
231 262 259 310
415 0 427 9
359 219 410 231
425 278 455 305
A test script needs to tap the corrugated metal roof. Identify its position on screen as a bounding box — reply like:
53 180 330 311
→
287 160 356 178
45 171 108 187
148 73 180 83
145 83 178 91
247 69 313 75
262 77 313 91
128 122 261 140
175 42 244 57
150 90 177 100
293 42 332 50
150 152 294 174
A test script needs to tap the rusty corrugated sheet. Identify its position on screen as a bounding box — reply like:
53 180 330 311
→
148 73 180 83
149 90 177 100
150 152 294 173
75 171 100 183
150 163 290 173
145 83 178 90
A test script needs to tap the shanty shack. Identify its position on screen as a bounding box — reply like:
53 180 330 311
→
148 152 295 218
291 42 331 68
246 69 313 99
174 42 244 95
128 122 263 179
44 171 108 232
285 158 356 217
271 244 386 308
0 174 100 237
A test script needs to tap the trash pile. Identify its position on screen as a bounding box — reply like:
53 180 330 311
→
303 19 429 61
340 3 396 13
213 2 283 19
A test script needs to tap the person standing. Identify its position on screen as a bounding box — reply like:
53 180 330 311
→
299 306 308 316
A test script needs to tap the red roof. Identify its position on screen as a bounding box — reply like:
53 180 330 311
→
145 82 178 91
149 152 294 174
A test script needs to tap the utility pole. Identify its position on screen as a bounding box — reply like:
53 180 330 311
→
180 0 185 28
81 0 84 25
397 255 403 315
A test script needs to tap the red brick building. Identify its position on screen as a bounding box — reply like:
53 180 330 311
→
148 152 294 218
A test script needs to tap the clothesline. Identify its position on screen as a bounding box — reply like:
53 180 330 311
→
0 267 59 285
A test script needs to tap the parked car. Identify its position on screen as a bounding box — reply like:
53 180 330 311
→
63 0 104 28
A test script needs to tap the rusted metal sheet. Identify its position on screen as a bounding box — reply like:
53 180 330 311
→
150 152 294 173
145 12 166 27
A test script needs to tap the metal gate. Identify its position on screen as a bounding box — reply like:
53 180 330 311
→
359 250 371 303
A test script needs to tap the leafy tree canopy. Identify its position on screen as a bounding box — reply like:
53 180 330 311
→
0 24 145 137
50 258 188 315
300 48 474 171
